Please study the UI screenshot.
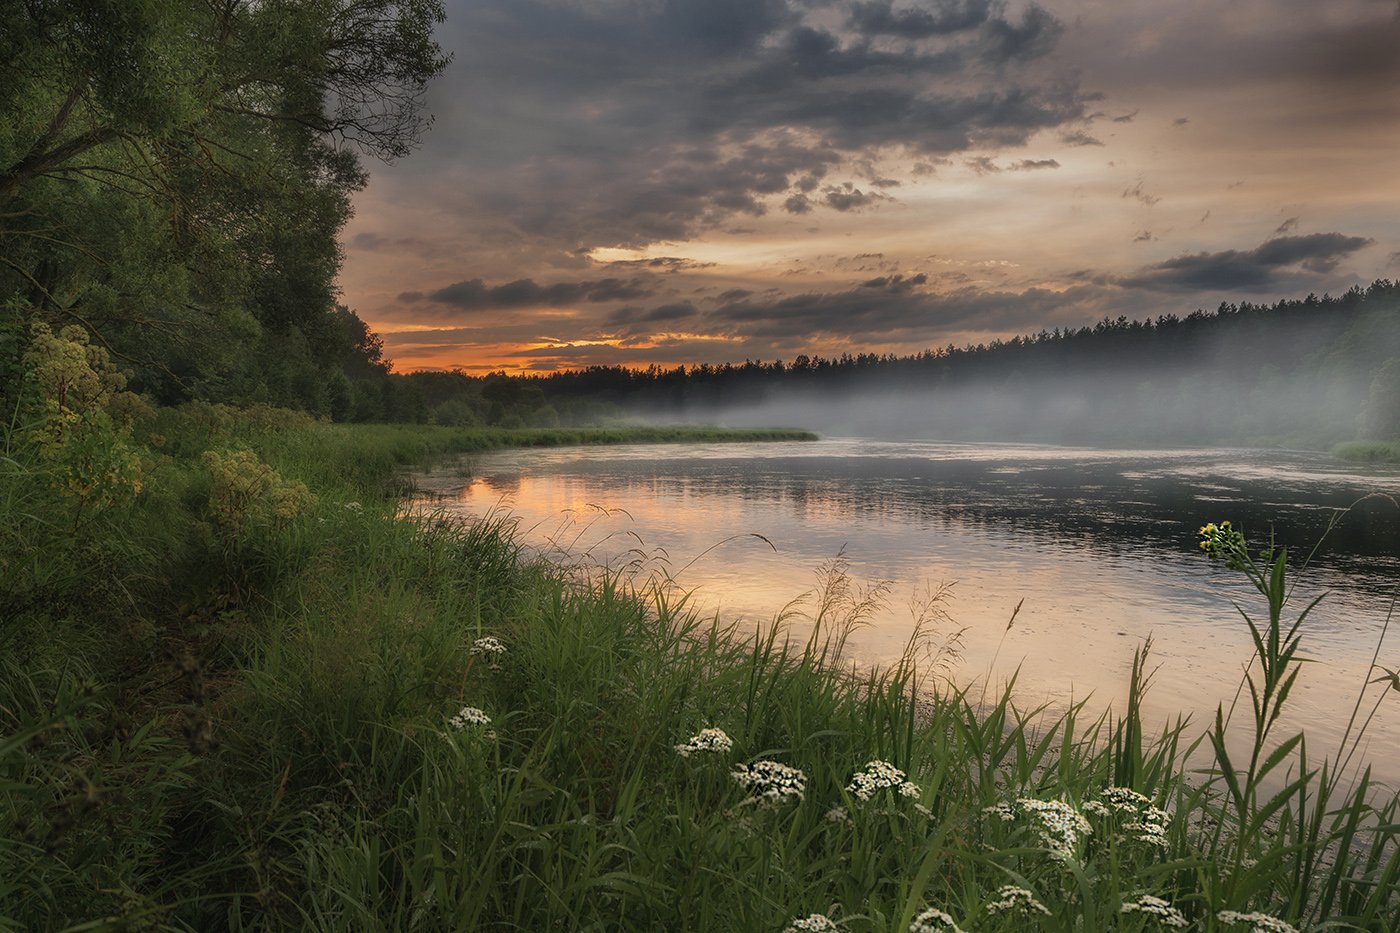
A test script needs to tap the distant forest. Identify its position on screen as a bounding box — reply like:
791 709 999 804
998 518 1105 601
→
2 2 1397 448
400 282 1400 447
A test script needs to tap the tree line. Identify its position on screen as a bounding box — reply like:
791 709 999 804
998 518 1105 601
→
0 0 448 422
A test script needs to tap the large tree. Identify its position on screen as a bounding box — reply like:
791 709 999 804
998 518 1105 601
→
0 0 447 403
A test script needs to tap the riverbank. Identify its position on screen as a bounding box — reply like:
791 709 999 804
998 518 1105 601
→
3 409 1397 930
1335 439 1400 464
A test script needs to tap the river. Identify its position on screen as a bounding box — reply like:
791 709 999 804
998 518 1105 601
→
410 439 1400 786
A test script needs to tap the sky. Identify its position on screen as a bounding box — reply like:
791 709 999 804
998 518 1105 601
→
338 0 1400 373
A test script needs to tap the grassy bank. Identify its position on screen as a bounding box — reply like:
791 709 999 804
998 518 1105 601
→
3 406 1399 930
1334 439 1400 464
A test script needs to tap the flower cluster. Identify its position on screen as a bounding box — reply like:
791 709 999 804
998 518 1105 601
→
846 760 921 802
982 802 1016 822
1085 786 1172 848
824 806 853 826
1017 797 1093 860
985 885 1051 917
1217 910 1298 933
449 706 492 729
909 906 965 933
1199 520 1247 567
674 727 734 758
784 914 838 932
731 760 807 807
1121 895 1188 928
470 635 507 659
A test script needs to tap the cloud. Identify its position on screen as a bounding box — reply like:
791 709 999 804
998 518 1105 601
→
597 256 715 272
606 301 700 328
1274 216 1300 235
1060 129 1103 147
965 155 1002 175
399 276 655 312
847 0 994 39
408 0 1095 252
1120 233 1375 291
1008 158 1060 171
823 183 890 211
1122 179 1162 207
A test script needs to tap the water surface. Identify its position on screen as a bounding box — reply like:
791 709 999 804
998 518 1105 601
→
412 439 1400 784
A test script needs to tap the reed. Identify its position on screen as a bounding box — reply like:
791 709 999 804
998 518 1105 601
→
2 409 1396 930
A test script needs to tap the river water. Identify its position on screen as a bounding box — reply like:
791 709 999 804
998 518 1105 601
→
410 439 1400 785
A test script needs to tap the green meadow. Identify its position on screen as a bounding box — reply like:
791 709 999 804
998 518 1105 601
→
3 383 1399 931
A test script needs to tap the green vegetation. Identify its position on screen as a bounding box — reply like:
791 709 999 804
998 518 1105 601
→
1334 441 1400 465
3 348 1398 928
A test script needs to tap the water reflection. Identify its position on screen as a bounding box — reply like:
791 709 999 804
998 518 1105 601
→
411 439 1400 785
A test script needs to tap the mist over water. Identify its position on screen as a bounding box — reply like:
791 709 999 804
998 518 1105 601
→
641 368 1370 448
413 438 1400 784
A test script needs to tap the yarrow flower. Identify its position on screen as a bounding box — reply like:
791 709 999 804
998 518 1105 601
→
344 500 363 512
448 706 491 729
1086 786 1172 848
1016 797 1093 860
1216 910 1298 933
982 801 1017 822
1121 895 1188 928
847 760 921 801
675 727 734 758
985 885 1051 917
784 914 838 932
469 635 507 658
909 907 965 933
824 806 853 826
731 760 807 807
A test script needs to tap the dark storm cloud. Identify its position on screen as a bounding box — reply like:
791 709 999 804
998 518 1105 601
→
398 276 655 312
847 0 994 38
606 301 700 327
1119 233 1375 292
420 0 1095 251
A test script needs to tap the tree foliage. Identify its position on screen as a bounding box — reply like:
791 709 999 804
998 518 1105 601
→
0 0 448 409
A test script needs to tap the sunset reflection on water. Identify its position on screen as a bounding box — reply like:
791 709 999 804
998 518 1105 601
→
411 439 1400 785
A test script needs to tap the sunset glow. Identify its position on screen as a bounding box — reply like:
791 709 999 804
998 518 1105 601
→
340 0 1400 373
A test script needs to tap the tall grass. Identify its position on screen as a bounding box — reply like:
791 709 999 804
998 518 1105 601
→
2 409 1398 930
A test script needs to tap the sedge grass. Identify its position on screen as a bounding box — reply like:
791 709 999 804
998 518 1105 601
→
1 409 1398 930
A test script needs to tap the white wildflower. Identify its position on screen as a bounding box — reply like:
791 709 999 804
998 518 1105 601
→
909 906 965 933
1017 797 1093 860
469 635 507 658
675 727 734 758
1121 894 1188 928
982 802 1016 822
913 802 933 819
847 760 921 801
1216 910 1298 933
784 914 838 932
344 500 363 512
1088 786 1172 847
824 806 853 826
448 706 491 729
731 760 807 807
1100 786 1152 813
985 885 1051 917
1124 819 1169 848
